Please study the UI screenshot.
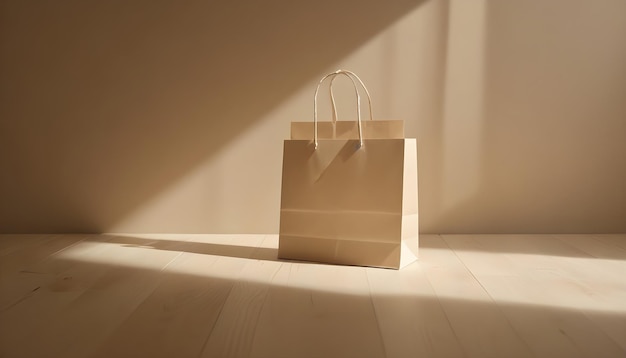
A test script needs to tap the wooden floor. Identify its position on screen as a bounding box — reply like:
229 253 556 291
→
0 234 625 358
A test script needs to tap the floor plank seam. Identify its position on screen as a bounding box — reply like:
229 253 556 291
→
196 259 252 358
47 234 88 259
590 234 626 253
552 236 597 258
580 310 626 356
365 269 389 358
440 234 541 358
0 285 41 313
161 251 184 272
423 235 476 357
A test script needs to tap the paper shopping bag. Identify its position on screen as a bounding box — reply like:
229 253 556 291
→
278 70 418 269
278 138 418 269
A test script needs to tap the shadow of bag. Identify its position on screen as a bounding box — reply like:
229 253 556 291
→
278 70 419 269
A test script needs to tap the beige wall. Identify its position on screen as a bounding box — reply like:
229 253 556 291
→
1 0 625 234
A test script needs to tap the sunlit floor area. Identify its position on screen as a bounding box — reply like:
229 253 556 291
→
0 234 625 358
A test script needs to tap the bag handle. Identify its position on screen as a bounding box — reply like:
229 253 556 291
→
314 70 364 149
329 70 373 123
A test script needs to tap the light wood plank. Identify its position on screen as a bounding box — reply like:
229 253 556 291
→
0 234 95 308
91 253 249 358
520 235 626 353
0 234 56 257
199 259 284 358
249 234 280 261
1 234 625 358
593 234 626 251
0 234 84 280
250 262 385 358
0 237 181 358
365 241 466 358
421 235 534 358
445 234 626 358
558 234 626 260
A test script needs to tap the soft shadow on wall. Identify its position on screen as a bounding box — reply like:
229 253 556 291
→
0 0 426 233
428 0 626 233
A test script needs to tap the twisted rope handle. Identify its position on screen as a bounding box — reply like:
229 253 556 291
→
329 70 373 123
313 70 366 149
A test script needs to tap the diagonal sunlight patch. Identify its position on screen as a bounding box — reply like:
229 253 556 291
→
51 234 626 315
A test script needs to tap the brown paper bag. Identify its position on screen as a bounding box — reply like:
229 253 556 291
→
291 70 404 140
278 70 418 269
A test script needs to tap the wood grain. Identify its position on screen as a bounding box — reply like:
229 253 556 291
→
0 234 624 358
